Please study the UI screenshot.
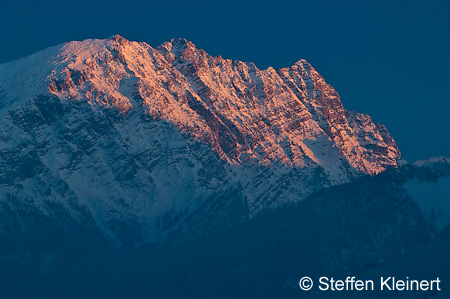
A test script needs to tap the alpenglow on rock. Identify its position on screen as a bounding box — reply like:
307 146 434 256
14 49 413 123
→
0 35 401 244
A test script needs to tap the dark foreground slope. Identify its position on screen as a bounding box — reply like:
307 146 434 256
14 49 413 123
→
1 162 449 299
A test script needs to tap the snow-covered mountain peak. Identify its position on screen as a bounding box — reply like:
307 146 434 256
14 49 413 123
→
157 38 202 60
168 37 195 49
109 34 128 44
1 36 402 171
293 58 312 67
0 36 404 243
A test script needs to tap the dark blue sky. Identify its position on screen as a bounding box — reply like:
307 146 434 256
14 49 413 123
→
1 0 449 162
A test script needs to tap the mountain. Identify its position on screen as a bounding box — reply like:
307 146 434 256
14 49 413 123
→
1 35 401 246
1 36 449 298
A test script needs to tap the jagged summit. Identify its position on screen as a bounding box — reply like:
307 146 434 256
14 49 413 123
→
1 35 402 172
109 34 130 45
292 58 311 67
167 37 196 48
0 36 402 243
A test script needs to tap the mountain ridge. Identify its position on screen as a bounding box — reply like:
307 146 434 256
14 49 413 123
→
0 35 402 244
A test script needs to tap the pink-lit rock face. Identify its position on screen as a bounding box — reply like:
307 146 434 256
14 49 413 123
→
0 35 403 243
42 35 401 174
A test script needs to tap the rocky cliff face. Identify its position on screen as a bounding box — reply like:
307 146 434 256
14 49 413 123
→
0 35 402 244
